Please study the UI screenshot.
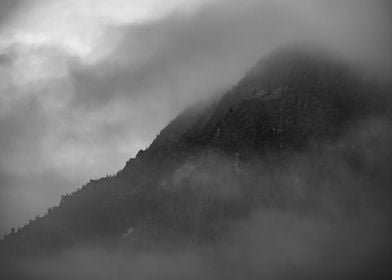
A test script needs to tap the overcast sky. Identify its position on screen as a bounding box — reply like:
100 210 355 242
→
0 0 391 236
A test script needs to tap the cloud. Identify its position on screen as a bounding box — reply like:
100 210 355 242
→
1 0 210 61
2 105 392 279
3 196 392 279
0 0 22 24
69 0 392 110
0 0 392 238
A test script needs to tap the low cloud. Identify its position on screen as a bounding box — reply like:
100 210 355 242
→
2 115 392 279
0 0 391 237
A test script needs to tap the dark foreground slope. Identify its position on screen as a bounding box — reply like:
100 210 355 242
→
1 46 392 280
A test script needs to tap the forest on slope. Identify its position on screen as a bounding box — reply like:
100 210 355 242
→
1 46 392 280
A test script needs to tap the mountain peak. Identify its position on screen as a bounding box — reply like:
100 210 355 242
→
1 46 389 257
181 46 366 153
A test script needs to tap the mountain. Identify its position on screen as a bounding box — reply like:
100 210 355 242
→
1 46 392 261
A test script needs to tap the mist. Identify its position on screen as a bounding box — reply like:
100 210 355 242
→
5 211 391 280
2 113 392 279
1 0 391 236
1 0 392 279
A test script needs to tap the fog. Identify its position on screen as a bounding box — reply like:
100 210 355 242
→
2 114 392 279
4 211 390 280
1 0 392 278
0 0 391 236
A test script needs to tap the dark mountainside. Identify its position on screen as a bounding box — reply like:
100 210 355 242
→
1 46 392 279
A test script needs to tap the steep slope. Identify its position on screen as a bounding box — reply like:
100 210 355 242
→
1 46 391 257
183 47 368 151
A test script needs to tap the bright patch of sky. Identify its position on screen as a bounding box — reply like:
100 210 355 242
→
1 0 208 63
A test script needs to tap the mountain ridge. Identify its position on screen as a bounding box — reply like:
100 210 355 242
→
1 46 391 257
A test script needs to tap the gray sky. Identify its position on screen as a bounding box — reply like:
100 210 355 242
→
0 0 391 236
